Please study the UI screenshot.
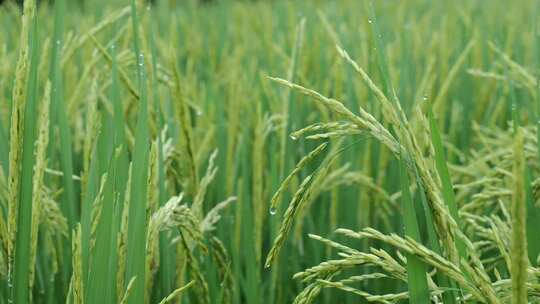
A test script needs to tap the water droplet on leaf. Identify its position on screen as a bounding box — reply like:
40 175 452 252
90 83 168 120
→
138 53 144 67
269 207 277 215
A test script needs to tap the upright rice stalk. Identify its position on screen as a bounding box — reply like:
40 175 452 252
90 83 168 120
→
6 0 33 283
511 128 527 304
11 0 40 302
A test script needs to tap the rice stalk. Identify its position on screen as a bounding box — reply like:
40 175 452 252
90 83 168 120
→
433 39 475 117
209 237 233 304
11 0 40 302
511 128 528 304
6 0 33 279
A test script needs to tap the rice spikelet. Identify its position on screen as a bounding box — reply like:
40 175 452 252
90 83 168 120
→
29 82 51 290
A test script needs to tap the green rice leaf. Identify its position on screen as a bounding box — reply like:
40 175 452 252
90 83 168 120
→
12 1 40 302
399 159 430 304
124 2 150 303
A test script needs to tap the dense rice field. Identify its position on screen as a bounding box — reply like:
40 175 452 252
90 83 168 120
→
1 0 540 303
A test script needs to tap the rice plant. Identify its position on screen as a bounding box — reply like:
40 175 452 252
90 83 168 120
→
1 0 540 303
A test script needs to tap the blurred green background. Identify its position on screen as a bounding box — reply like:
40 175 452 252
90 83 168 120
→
0 0 538 303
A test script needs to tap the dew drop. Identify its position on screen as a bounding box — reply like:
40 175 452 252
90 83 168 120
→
138 53 144 67
269 207 277 215
290 134 297 140
110 44 116 50
422 95 428 101
55 39 61 46
368 19 373 24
